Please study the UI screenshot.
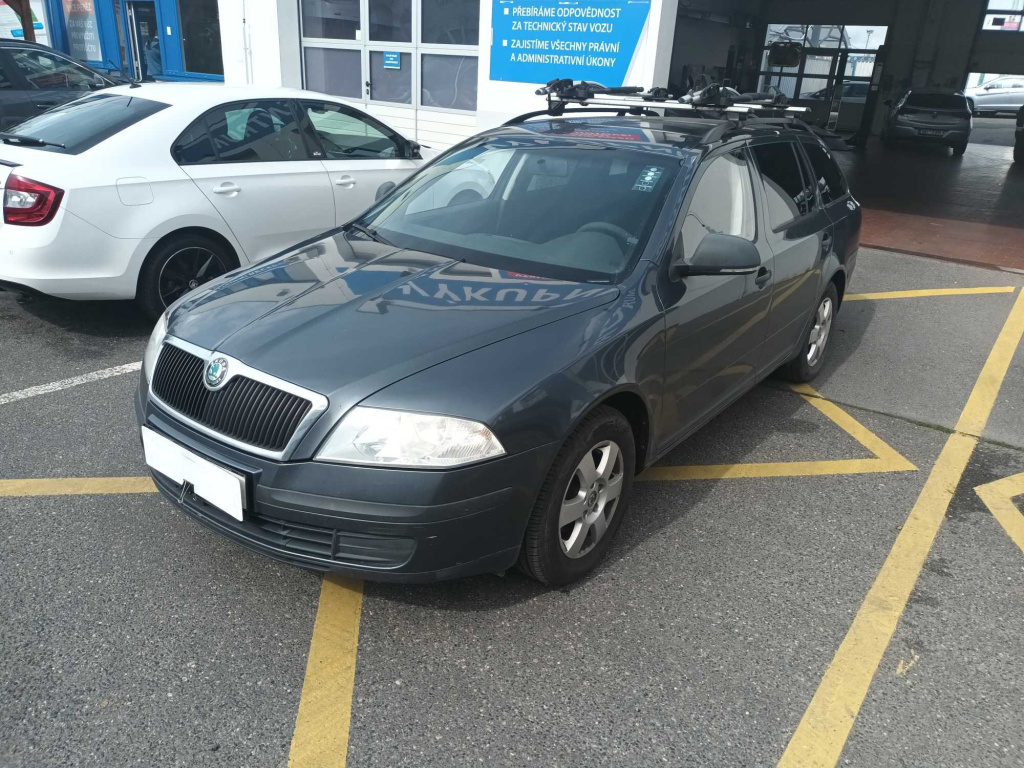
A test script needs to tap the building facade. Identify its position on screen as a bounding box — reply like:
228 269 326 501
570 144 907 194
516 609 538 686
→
38 0 222 80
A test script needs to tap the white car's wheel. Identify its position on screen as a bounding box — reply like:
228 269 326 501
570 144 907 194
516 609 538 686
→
137 233 237 319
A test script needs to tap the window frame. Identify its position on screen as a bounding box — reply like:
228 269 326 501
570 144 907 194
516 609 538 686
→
981 4 1024 32
171 99 322 166
298 0 480 115
749 138 817 232
298 98 414 159
672 144 760 266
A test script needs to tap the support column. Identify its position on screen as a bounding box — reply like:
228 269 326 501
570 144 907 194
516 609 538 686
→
218 0 302 88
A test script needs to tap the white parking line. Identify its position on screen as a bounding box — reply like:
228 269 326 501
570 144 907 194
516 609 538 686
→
0 362 141 407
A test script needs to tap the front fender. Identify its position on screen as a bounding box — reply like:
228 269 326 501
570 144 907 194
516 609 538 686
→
360 284 664 459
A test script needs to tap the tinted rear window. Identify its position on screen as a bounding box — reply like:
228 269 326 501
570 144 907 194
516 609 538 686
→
4 94 168 154
905 93 967 110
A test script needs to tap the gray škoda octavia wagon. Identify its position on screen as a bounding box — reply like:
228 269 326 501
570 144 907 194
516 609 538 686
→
136 83 860 586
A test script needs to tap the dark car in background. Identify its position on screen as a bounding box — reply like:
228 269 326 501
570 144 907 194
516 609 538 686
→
0 40 116 130
881 89 973 155
136 109 860 587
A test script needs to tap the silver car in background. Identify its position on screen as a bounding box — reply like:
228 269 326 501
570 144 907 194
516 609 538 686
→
966 75 1024 116
881 90 972 156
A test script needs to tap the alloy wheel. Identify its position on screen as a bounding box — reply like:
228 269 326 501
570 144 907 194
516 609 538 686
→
806 296 833 367
559 440 624 559
157 246 229 308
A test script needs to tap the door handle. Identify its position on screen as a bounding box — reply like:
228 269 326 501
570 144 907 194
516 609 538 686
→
335 175 356 188
754 267 772 289
821 232 833 254
212 183 241 196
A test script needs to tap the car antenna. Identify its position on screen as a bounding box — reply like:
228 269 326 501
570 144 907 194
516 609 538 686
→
118 61 142 89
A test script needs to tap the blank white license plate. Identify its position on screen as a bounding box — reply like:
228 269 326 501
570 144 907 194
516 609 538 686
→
919 129 944 136
142 427 246 521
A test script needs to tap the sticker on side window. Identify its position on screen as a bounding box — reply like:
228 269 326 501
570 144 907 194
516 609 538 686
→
633 166 664 192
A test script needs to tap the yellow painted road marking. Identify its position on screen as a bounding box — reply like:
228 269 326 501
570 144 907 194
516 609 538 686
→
0 476 156 496
779 288 1024 768
289 575 364 768
975 472 1024 555
845 286 1017 301
641 385 915 482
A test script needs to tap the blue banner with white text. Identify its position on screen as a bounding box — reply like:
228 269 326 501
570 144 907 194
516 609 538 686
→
490 0 651 87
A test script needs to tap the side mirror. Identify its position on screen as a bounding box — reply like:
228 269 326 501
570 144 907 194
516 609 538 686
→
406 140 422 159
670 234 761 280
375 181 397 201
883 99 893 107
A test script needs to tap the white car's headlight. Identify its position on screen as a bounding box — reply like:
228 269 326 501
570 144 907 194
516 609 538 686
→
317 407 505 468
142 312 168 384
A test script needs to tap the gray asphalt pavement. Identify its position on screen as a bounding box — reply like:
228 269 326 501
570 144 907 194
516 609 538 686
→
1 248 1023 767
970 116 1017 147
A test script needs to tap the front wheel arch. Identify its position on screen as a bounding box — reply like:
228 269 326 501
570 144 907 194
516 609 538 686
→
563 386 653 473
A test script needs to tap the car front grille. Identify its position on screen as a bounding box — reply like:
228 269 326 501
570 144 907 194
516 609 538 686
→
151 343 313 453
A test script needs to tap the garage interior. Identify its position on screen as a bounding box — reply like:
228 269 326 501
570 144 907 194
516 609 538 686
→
665 0 1024 271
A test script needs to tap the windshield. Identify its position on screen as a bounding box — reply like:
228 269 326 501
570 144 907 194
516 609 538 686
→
6 94 168 154
905 93 967 110
359 140 693 283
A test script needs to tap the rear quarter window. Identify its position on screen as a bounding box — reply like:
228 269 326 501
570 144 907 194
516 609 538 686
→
802 142 848 205
4 94 168 154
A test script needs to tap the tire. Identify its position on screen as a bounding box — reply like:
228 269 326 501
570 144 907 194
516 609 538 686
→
781 282 840 383
1014 143 1023 165
952 141 968 156
518 406 636 587
136 233 237 320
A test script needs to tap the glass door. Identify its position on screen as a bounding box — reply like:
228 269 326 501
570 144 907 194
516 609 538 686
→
125 1 160 81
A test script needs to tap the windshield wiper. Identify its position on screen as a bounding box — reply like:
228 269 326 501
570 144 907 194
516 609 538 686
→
345 222 393 246
0 133 66 149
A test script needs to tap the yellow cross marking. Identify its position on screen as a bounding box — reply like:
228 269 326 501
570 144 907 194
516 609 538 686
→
845 286 1017 301
640 384 915 482
975 472 1024 555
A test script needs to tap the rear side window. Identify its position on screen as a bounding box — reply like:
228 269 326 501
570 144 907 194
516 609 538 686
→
802 142 848 205
0 58 11 90
5 94 168 154
905 92 967 110
681 151 756 261
752 142 812 229
203 100 311 162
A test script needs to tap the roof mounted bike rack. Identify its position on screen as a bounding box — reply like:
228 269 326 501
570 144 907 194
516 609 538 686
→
504 78 811 131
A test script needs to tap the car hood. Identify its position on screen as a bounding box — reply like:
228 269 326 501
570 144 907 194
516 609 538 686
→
168 230 620 406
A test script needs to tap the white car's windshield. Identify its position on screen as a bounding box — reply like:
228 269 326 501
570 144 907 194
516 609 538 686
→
359 140 697 282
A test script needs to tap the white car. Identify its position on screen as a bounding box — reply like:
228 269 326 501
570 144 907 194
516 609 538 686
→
966 75 1024 116
0 84 433 317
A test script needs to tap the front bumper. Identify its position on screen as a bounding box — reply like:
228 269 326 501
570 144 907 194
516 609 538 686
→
136 380 559 582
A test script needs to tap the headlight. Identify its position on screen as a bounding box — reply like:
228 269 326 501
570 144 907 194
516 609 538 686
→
316 407 505 468
142 312 168 384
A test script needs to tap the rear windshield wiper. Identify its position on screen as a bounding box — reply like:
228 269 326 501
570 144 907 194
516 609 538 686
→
345 221 393 246
0 133 66 149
